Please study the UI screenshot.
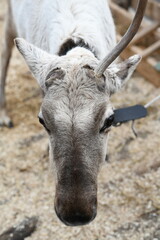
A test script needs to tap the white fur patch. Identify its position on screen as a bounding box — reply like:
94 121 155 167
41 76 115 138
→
11 0 116 59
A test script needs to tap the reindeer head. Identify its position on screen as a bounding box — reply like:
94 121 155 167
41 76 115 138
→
14 0 147 226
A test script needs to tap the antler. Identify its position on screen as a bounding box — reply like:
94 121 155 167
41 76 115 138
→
94 0 148 77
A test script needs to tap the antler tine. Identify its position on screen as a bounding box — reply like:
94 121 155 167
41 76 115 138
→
94 0 148 78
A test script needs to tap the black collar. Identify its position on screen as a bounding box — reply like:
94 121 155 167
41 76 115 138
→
58 38 96 57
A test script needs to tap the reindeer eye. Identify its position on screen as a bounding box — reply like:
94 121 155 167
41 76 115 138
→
38 117 50 133
100 114 114 133
39 117 44 125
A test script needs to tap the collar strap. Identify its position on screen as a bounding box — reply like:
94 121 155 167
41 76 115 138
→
58 38 96 57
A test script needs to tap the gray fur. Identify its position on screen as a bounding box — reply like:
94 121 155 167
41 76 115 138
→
0 0 141 226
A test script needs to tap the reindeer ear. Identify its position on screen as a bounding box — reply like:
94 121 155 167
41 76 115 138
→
14 38 59 91
105 55 141 94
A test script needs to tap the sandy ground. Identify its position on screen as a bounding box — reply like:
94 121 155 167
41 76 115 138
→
0 1 160 240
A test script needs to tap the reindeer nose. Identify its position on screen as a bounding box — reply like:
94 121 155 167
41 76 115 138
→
55 197 97 226
60 210 96 226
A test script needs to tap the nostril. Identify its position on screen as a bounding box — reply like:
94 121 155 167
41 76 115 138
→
55 202 97 226
55 195 97 226
61 211 96 226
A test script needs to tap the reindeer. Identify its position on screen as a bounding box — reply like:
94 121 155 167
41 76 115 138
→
0 0 147 226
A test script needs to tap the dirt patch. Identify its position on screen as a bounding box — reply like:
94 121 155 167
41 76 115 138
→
0 1 160 239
